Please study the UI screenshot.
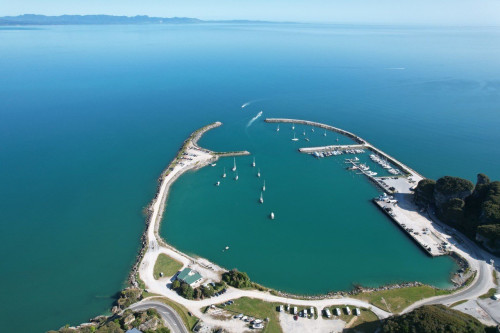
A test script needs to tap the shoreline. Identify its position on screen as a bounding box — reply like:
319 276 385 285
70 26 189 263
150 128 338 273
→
126 118 496 332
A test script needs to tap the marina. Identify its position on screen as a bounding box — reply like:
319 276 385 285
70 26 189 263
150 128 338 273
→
266 118 449 257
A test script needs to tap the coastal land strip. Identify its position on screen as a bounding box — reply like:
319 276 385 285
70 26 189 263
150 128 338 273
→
93 119 497 332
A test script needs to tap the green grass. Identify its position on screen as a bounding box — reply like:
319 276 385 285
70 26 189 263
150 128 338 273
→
320 305 379 332
222 297 283 333
353 286 450 313
154 297 199 331
449 299 468 308
479 288 497 299
153 253 183 279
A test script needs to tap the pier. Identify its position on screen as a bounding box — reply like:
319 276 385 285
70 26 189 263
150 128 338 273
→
266 117 450 257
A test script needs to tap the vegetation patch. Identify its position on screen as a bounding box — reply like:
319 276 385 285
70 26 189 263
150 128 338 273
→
449 299 468 307
153 253 183 279
479 288 497 299
353 285 449 313
222 297 283 333
380 304 487 333
222 269 252 288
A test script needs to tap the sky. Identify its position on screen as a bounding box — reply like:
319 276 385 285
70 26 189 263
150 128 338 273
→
1 0 500 26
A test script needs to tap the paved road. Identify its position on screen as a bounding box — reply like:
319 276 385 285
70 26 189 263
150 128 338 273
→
129 300 189 333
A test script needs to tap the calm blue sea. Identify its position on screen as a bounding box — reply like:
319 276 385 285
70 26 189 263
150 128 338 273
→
1 24 499 332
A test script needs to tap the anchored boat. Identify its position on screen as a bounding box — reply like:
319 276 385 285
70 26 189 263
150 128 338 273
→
232 157 237 172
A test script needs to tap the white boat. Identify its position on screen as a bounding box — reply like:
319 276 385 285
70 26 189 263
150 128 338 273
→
235 173 239 180
276 125 280 132
336 137 339 142
262 180 266 191
311 128 315 132
292 124 295 130
323 130 327 136
211 163 216 167
232 157 237 172
291 133 299 141
252 157 256 167
257 168 261 177
222 167 226 178
305 138 310 142
270 211 275 219
303 130 306 136
259 192 263 203
216 181 220 186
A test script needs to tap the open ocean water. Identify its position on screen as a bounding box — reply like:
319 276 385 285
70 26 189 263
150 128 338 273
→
1 24 500 332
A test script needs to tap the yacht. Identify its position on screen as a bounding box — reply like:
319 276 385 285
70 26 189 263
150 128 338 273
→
262 180 266 191
232 157 237 172
270 212 275 220
257 168 261 178
235 173 239 180
222 167 226 178
252 157 256 167
291 133 299 141
216 181 220 186
276 125 280 132
211 163 217 167
259 192 264 203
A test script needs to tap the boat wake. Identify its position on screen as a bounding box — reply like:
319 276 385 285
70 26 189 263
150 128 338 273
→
241 101 251 108
247 111 263 128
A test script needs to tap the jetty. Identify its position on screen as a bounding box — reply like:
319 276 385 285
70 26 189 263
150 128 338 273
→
266 118 449 257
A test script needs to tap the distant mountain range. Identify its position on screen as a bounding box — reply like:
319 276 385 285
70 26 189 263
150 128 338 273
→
0 14 270 25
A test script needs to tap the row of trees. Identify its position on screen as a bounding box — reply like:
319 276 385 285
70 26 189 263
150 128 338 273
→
171 279 225 300
414 174 500 250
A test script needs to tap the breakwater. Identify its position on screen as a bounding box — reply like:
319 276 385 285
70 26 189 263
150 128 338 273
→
265 118 423 179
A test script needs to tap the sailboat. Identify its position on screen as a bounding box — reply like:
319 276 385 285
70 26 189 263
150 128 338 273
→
252 157 256 167
336 137 339 142
270 212 275 220
303 130 306 136
276 125 280 132
257 168 261 178
216 181 220 186
324 130 327 137
262 180 266 191
311 128 315 132
222 167 226 178
235 172 239 180
259 192 264 203
292 124 295 130
291 133 299 141
232 157 237 172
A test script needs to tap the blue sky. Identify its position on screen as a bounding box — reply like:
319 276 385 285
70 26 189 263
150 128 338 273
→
2 0 500 25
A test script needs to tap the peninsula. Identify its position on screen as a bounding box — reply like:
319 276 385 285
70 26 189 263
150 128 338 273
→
51 119 499 333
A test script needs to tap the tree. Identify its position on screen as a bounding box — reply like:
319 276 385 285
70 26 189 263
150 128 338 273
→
172 280 181 289
414 179 436 206
180 282 194 299
222 269 252 288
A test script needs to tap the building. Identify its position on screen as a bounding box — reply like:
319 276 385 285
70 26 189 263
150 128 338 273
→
176 267 202 286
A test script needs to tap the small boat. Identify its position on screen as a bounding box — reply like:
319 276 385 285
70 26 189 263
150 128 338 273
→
305 138 310 142
262 180 266 191
291 133 299 141
257 168 261 178
216 181 220 186
323 130 327 137
222 167 226 178
235 173 239 180
303 130 306 136
259 192 264 203
292 124 295 130
270 212 275 220
211 163 217 167
276 125 280 132
232 157 237 172
252 157 256 167
311 128 315 132
336 137 339 142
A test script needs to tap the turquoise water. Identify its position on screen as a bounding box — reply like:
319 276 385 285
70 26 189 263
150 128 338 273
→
1 24 500 332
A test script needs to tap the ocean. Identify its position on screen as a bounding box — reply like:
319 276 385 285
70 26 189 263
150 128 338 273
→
1 24 499 332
